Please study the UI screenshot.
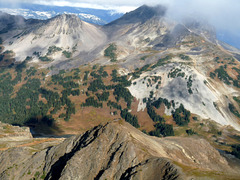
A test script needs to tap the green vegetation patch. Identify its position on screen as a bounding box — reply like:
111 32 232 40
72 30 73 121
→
26 67 37 77
39 56 52 62
3 50 13 54
0 64 82 125
214 65 233 85
131 64 152 79
187 75 193 94
62 50 72 58
104 43 117 62
146 98 174 137
83 71 89 81
147 103 165 123
229 103 240 118
186 129 197 135
107 100 122 110
120 109 139 128
90 66 108 79
152 97 172 109
233 96 240 106
82 96 102 108
0 54 4 62
113 84 133 108
151 55 172 69
111 69 131 86
96 91 109 101
210 72 216 79
168 68 185 78
33 51 41 57
232 67 240 86
47 46 62 55
88 78 106 92
172 104 191 126
34 171 40 178
179 54 191 60
149 123 174 137
140 55 148 61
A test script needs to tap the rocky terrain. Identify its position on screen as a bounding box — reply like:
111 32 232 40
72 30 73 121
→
0 121 32 141
0 121 240 180
0 4 240 180
0 121 64 152
2 14 107 62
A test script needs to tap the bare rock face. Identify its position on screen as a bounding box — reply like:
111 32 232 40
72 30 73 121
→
119 158 180 180
42 122 181 180
3 14 107 62
0 121 32 141
0 121 239 180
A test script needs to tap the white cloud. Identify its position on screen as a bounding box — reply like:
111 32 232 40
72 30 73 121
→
0 0 138 13
164 0 240 34
33 1 137 13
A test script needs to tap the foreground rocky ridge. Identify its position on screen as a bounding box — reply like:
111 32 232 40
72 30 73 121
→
0 121 240 180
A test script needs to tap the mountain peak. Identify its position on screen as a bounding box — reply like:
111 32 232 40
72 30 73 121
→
48 13 82 25
42 13 83 35
51 13 79 20
106 5 166 26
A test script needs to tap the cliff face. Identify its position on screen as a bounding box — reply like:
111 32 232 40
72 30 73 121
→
0 120 240 180
0 121 32 141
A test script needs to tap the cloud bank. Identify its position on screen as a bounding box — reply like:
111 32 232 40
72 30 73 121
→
164 0 240 35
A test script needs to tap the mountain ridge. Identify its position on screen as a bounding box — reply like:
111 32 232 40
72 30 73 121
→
105 5 166 26
1 120 240 179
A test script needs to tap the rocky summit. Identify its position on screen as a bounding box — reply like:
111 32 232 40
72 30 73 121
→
1 121 240 180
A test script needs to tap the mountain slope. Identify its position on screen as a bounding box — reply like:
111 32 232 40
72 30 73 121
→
0 5 239 130
0 5 240 179
0 5 240 167
3 14 107 62
0 121 240 180
98 6 240 131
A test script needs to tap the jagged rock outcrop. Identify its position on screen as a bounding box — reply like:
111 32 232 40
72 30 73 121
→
0 121 239 179
0 121 32 141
